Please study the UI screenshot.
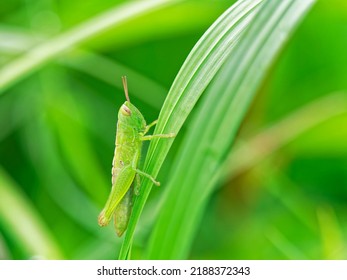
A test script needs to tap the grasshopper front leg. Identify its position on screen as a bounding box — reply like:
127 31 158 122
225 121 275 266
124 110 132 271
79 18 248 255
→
141 119 176 141
140 133 176 141
143 120 158 135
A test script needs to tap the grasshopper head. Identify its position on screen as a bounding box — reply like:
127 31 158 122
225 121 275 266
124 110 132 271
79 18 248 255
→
118 101 146 130
117 76 146 130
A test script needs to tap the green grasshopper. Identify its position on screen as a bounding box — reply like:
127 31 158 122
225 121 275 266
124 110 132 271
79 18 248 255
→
98 76 175 236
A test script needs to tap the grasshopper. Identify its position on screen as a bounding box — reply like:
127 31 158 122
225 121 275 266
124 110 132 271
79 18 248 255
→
98 76 175 236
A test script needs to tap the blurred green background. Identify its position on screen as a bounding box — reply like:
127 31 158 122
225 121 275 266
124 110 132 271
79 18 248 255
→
0 0 347 259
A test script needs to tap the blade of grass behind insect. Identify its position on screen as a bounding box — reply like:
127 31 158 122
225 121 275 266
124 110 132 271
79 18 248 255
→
266 227 308 259
0 0 181 93
317 206 345 259
260 165 343 259
119 0 264 259
0 27 41 54
0 233 10 259
0 167 63 259
223 92 347 180
0 0 228 82
146 0 316 259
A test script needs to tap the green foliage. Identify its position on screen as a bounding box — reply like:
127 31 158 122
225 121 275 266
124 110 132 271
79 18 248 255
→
144 0 315 260
1 0 347 260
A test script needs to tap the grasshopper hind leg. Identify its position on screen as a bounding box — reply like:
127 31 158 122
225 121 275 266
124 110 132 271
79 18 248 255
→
114 184 134 237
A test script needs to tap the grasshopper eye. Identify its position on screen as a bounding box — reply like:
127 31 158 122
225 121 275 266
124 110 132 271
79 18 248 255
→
121 104 131 116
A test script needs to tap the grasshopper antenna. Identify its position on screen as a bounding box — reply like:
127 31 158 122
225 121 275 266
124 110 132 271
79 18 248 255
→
122 76 130 103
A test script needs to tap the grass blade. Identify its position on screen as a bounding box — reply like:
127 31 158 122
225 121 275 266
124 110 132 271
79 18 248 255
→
224 92 347 180
317 206 345 259
119 0 264 259
0 168 63 259
0 0 180 93
146 0 316 259
266 227 308 259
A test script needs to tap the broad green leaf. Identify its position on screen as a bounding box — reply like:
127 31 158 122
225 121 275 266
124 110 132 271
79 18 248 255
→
146 0 316 259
